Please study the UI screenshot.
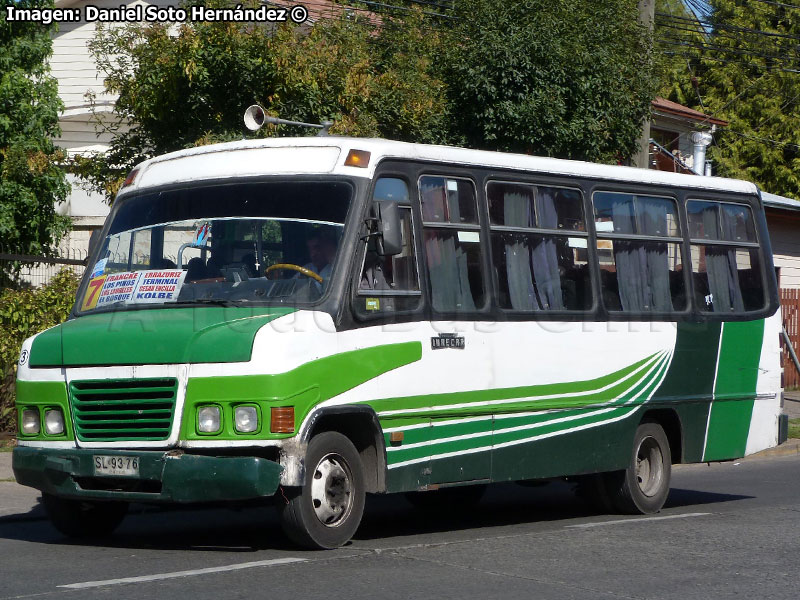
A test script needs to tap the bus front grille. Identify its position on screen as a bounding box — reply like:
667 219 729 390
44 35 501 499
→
69 378 178 442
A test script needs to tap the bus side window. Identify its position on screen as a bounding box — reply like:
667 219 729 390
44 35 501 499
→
593 192 687 314
357 178 422 315
420 176 485 313
488 182 591 312
687 200 765 313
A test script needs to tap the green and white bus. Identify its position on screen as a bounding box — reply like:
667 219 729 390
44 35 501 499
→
13 136 787 548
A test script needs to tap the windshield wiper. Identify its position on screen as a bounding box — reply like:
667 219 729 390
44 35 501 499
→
174 298 247 307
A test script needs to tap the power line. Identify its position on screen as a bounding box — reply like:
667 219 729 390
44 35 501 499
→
656 11 800 43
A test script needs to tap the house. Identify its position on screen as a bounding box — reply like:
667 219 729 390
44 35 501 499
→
47 0 366 258
763 192 800 290
648 97 728 175
50 0 177 256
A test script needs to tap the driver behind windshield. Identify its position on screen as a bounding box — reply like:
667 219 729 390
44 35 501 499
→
298 228 338 285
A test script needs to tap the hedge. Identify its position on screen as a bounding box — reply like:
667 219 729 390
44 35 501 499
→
0 270 80 433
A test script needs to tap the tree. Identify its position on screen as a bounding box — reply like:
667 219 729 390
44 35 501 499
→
439 0 659 162
78 0 450 200
79 0 658 198
0 0 71 278
658 0 800 198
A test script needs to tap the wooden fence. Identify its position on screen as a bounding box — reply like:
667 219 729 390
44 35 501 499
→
781 288 800 389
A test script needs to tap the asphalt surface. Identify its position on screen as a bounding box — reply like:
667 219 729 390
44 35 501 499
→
0 451 798 600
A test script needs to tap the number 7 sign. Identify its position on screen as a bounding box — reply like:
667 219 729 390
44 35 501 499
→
80 275 107 311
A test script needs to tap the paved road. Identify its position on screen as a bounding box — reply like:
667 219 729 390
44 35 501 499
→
0 453 798 600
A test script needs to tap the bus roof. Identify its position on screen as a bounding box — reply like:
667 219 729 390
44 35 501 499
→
124 136 759 196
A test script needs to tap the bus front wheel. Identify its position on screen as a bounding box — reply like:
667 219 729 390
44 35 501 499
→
607 422 672 514
42 494 128 538
278 431 366 549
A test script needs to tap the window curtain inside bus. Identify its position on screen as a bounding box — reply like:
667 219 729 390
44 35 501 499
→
421 181 476 312
703 207 744 312
501 190 564 311
503 192 536 310
532 189 564 310
425 232 476 312
611 198 673 312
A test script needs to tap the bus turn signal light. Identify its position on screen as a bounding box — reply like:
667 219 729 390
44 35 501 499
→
270 406 295 433
344 150 370 168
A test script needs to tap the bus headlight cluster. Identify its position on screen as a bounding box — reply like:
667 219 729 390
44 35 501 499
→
20 409 40 435
44 409 65 435
196 405 260 434
234 406 258 433
197 406 221 433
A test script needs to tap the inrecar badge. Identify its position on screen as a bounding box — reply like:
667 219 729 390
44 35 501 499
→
431 333 465 350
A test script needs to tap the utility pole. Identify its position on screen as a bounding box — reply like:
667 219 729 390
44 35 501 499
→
633 0 655 169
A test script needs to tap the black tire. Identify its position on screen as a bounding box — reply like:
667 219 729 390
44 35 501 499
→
404 484 487 511
42 493 128 538
278 431 366 549
605 422 672 514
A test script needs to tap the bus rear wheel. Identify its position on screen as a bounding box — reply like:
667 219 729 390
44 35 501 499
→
278 431 366 549
606 422 672 514
42 494 128 538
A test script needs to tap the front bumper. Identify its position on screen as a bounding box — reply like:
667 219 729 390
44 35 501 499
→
12 447 283 503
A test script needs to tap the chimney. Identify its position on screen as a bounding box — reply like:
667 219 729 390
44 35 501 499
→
691 131 713 176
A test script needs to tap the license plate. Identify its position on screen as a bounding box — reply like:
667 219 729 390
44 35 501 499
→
93 455 139 477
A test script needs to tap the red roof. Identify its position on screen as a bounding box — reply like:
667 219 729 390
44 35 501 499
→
652 97 728 127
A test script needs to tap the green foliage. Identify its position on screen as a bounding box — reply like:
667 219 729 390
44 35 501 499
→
0 0 71 278
0 269 79 433
77 1 450 200
77 0 658 199
659 0 800 198
440 0 658 161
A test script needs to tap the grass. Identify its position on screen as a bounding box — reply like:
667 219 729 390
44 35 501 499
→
789 418 800 440
0 478 14 483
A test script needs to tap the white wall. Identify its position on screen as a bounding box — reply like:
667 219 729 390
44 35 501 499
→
767 213 800 289
50 0 175 231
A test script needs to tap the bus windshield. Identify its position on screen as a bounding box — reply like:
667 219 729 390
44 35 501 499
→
78 180 352 313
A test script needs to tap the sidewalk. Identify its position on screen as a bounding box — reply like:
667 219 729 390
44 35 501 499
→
0 452 44 522
783 391 800 419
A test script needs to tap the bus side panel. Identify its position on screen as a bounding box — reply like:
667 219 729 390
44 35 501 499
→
703 319 768 461
745 312 782 455
490 414 634 481
381 417 432 493
648 321 722 463
671 402 712 464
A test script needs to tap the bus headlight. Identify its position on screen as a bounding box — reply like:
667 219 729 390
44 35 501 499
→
197 406 221 433
44 409 65 435
21 409 40 435
234 406 258 433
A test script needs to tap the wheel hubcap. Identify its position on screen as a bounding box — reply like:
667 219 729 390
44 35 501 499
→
635 436 664 497
310 453 353 527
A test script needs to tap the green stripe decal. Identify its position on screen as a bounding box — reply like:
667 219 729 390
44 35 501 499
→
703 319 765 461
374 352 661 421
182 342 423 439
384 350 673 468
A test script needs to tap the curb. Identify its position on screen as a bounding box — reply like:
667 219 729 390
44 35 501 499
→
743 439 800 460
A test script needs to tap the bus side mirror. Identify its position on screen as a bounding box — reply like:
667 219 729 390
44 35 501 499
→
375 201 402 256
